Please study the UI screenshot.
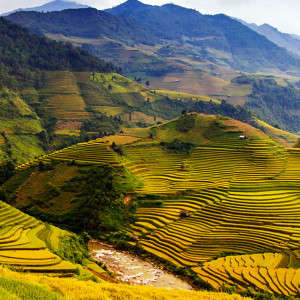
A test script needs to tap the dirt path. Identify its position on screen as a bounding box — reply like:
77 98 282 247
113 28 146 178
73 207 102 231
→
90 241 193 290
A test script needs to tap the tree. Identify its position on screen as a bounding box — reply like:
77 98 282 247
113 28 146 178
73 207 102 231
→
0 161 15 185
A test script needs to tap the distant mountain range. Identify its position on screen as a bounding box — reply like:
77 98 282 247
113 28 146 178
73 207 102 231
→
237 19 300 57
6 0 300 76
1 0 89 16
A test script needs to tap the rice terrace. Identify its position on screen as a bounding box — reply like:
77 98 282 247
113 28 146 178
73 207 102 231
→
1 0 300 298
5 111 299 298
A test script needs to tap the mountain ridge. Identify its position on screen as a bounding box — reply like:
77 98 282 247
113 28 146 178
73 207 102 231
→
1 0 89 16
7 1 300 75
237 18 300 57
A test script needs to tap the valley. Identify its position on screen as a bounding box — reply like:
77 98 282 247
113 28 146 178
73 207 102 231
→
0 0 300 299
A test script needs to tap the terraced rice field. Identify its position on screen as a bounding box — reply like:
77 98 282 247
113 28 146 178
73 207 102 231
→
16 140 121 171
13 129 300 295
124 140 300 295
40 71 90 120
123 138 286 194
192 251 300 295
0 201 76 273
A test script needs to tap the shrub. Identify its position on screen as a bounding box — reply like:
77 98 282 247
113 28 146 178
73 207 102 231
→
160 139 195 154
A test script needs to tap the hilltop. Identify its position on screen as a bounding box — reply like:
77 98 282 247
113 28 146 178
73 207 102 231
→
1 0 89 16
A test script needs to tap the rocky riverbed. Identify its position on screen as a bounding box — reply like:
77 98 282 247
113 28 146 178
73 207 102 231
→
90 241 192 290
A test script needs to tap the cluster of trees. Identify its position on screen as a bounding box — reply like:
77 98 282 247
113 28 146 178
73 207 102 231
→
235 75 300 132
160 139 194 154
139 97 253 125
0 161 14 185
14 165 137 236
81 110 123 135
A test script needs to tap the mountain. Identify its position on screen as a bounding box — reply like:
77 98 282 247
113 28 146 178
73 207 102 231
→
6 8 157 45
7 1 300 75
105 1 300 73
238 19 300 57
106 0 150 16
1 0 89 16
0 16 263 165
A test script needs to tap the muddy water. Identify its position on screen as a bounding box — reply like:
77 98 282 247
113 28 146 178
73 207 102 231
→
90 241 193 290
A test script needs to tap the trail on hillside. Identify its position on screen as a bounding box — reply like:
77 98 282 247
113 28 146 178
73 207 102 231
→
90 241 192 290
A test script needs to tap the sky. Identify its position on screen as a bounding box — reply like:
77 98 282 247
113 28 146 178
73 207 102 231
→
1 0 300 35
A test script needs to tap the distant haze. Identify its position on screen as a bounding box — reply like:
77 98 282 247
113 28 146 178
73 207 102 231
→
1 0 300 35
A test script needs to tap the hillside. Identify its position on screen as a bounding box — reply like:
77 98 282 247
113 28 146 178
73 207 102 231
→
238 19 300 57
2 15 257 167
6 8 157 45
0 19 267 168
0 196 105 278
0 18 118 165
107 0 300 73
6 1 300 75
0 190 250 299
5 2 300 134
0 17 114 90
2 114 300 296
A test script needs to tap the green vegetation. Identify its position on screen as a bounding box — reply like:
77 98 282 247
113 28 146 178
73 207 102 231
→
55 234 90 265
233 75 300 132
160 139 195 154
0 199 77 273
3 161 140 237
0 17 115 90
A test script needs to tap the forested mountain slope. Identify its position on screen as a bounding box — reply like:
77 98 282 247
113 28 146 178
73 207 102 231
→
238 19 300 57
6 1 300 74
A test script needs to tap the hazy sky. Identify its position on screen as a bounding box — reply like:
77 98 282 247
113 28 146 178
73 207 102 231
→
1 0 300 35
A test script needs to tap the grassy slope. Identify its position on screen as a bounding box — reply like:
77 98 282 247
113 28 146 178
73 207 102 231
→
0 266 250 300
256 119 299 147
0 89 45 165
34 71 221 130
0 198 76 273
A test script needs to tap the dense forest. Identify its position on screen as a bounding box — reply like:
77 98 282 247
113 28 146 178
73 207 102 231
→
0 17 116 90
233 75 300 132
